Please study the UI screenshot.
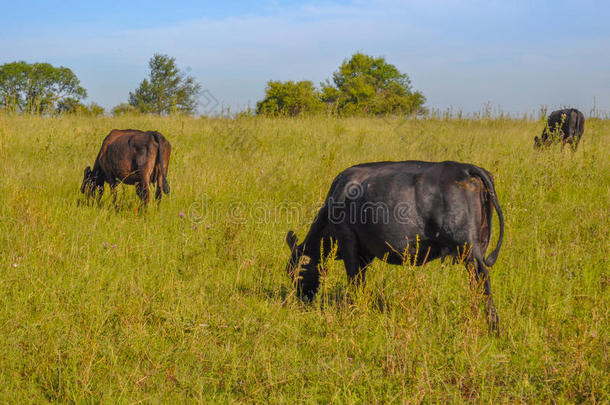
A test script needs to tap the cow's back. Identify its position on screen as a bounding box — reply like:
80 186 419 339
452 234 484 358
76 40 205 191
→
326 161 479 225
320 160 491 264
97 129 159 184
547 108 583 132
97 129 140 161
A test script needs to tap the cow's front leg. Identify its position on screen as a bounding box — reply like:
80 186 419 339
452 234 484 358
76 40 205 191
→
95 184 104 207
341 236 373 287
109 181 119 208
342 239 362 285
136 181 150 205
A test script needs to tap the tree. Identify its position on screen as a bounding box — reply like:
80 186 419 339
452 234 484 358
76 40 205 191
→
324 53 426 116
56 98 104 116
111 102 139 116
128 54 201 115
256 80 324 116
0 61 87 113
87 102 105 117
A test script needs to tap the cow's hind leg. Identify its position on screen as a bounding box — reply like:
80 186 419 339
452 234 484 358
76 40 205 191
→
155 182 162 202
571 136 580 152
471 250 499 333
136 146 155 206
152 167 163 202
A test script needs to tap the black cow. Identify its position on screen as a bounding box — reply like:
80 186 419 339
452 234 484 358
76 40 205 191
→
535 108 585 151
81 129 171 205
285 160 504 330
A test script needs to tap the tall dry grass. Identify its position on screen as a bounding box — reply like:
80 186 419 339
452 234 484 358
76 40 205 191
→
0 113 607 402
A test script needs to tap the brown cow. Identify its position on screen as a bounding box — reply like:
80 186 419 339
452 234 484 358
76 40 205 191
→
81 129 171 204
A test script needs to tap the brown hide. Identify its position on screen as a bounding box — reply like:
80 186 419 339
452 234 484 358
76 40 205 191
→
81 129 171 204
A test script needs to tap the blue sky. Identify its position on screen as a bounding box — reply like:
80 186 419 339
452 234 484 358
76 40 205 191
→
1 0 609 115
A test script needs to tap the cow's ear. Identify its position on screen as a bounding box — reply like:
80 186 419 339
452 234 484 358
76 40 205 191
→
84 166 91 176
286 230 298 250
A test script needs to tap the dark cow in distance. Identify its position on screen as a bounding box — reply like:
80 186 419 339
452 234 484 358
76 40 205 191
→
535 108 585 151
81 129 171 204
285 161 504 331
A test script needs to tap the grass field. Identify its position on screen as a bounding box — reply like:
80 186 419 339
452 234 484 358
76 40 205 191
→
0 113 608 402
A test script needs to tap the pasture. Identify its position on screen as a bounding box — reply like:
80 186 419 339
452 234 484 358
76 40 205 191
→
0 113 607 402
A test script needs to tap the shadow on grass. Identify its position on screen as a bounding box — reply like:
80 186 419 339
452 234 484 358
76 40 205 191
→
318 285 391 313
240 282 391 313
76 189 160 215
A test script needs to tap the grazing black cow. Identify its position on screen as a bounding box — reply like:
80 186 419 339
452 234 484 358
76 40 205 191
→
81 129 171 204
535 108 585 151
285 160 504 330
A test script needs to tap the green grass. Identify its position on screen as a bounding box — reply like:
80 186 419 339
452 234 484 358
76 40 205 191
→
0 113 608 402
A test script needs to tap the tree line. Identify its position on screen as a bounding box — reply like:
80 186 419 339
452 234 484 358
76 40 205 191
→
0 53 426 117
256 53 426 117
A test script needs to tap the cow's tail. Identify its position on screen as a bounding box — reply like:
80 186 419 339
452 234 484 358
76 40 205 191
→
469 166 504 267
152 132 170 194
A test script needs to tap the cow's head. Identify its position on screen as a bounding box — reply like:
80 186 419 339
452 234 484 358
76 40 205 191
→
81 166 96 194
285 230 317 300
534 136 541 149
